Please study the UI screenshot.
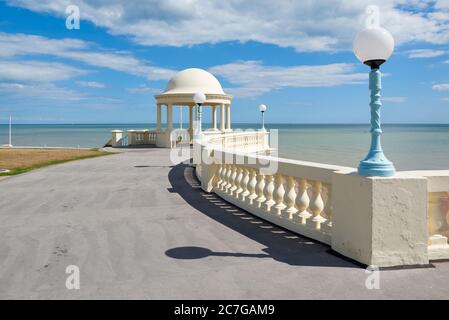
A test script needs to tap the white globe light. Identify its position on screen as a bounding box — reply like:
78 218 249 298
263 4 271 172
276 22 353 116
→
259 104 267 112
353 27 394 64
193 92 206 104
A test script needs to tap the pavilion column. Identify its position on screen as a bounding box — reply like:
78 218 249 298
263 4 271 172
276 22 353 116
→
189 106 194 142
212 105 217 130
167 104 173 130
179 106 183 129
220 104 225 132
226 104 231 131
156 104 162 131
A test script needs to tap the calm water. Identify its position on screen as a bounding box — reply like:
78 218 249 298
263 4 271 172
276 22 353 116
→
1 123 448 171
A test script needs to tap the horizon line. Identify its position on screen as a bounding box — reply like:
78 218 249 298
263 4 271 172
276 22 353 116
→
2 122 449 126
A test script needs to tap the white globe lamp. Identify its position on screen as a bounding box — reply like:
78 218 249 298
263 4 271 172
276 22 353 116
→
353 27 394 69
193 92 206 140
259 104 267 130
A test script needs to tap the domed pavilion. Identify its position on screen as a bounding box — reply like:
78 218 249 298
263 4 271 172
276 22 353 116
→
154 68 233 146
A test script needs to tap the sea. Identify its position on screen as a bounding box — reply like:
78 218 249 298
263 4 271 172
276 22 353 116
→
1 123 448 171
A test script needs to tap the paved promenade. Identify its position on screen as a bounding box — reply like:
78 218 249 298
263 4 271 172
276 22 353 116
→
0 148 448 299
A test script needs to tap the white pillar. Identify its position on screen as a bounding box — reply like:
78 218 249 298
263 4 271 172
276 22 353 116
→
180 106 183 129
167 104 173 130
189 106 193 143
226 104 231 131
156 104 162 131
9 115 12 146
212 105 217 130
220 104 225 132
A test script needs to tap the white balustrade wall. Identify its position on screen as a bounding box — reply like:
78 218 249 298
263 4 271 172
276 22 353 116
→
418 173 449 260
110 130 157 147
211 160 336 244
207 130 269 153
195 136 449 267
127 130 157 146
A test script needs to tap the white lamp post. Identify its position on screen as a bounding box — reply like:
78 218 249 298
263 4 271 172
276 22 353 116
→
259 104 267 131
193 92 206 140
353 26 395 177
3 115 13 147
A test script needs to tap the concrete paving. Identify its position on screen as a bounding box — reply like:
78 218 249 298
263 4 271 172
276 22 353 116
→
0 147 448 299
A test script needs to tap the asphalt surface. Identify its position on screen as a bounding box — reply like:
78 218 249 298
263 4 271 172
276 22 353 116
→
0 148 448 299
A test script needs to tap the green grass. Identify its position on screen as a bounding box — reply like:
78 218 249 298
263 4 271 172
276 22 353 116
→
0 149 114 176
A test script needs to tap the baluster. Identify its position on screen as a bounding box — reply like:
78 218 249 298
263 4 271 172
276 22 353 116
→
310 181 326 230
235 167 244 199
274 174 286 216
225 165 236 193
221 164 228 191
219 165 228 190
221 165 230 191
324 184 333 227
229 166 240 196
283 176 298 220
264 175 275 212
256 173 266 208
247 169 258 205
240 168 250 201
296 178 311 224
215 165 223 189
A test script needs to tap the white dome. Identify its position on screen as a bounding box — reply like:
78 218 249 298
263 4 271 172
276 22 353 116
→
162 68 225 95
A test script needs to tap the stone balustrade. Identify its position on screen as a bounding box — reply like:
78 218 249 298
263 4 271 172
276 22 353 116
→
127 130 157 146
212 162 334 244
110 130 157 147
195 138 449 267
207 130 270 153
420 173 449 260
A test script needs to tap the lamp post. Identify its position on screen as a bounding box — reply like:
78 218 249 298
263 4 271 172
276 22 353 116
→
259 104 267 131
193 92 206 140
5 115 12 147
353 26 395 177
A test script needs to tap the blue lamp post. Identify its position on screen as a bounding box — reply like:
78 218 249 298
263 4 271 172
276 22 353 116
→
259 104 267 130
353 26 396 177
193 92 206 141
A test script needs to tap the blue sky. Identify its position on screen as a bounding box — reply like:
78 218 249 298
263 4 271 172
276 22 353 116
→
0 0 449 124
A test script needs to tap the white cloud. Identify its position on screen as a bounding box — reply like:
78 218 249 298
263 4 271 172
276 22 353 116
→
407 49 447 58
432 83 449 90
209 61 367 97
0 32 176 80
442 97 449 101
0 83 26 90
436 0 449 11
0 82 84 101
0 60 87 82
127 84 160 94
383 96 407 103
76 81 106 88
5 0 449 52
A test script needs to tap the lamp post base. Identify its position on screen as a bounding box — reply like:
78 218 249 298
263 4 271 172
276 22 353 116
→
358 151 395 177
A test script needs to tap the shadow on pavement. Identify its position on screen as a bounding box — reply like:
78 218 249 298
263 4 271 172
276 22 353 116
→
166 162 360 268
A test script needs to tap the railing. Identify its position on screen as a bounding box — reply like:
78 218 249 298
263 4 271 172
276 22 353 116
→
211 159 337 244
195 133 449 267
131 130 157 146
195 132 343 244
148 131 157 144
207 130 269 153
425 174 449 260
